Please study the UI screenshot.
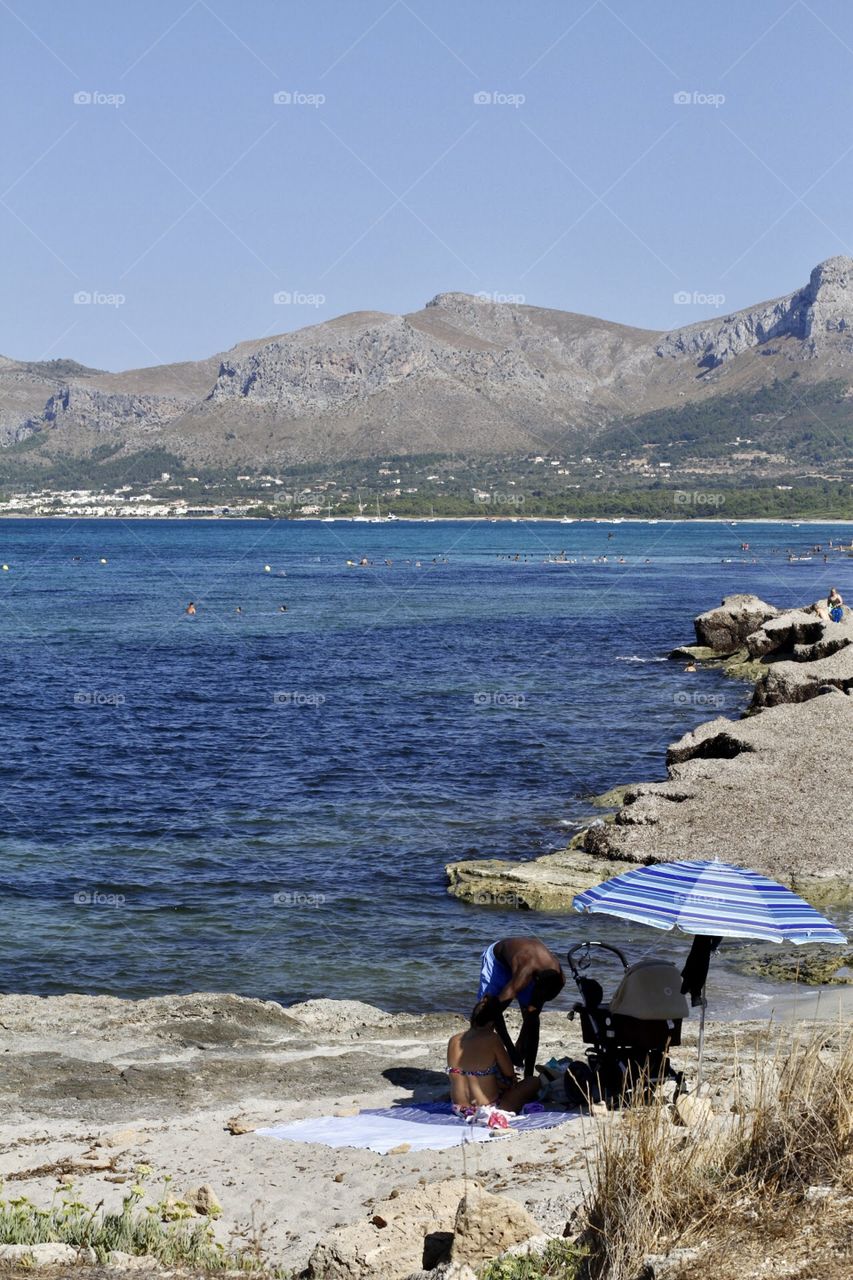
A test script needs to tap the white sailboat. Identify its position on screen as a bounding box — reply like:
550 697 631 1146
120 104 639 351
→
351 493 371 522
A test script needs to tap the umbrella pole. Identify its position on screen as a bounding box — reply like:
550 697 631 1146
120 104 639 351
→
696 987 707 1087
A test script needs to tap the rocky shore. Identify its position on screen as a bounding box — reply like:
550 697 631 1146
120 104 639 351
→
2 991 850 1278
446 593 853 909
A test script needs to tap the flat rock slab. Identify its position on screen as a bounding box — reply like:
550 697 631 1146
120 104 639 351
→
583 692 853 889
445 848 637 911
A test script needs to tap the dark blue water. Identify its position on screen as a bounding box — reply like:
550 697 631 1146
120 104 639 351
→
0 518 849 1015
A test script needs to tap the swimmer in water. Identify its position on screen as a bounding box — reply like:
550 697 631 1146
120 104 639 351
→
185 602 196 615
235 606 242 615
279 604 288 612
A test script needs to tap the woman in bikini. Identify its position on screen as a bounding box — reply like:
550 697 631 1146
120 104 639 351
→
446 999 543 1117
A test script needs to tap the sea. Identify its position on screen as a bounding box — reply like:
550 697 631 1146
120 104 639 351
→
0 517 849 1018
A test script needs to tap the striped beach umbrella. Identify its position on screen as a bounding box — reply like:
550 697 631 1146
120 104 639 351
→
573 859 848 946
573 859 847 1081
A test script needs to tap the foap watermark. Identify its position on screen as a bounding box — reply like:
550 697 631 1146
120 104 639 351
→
73 90 126 108
473 691 526 709
673 691 727 709
673 90 725 108
73 290 126 308
474 491 525 508
273 290 325 307
273 90 325 108
674 290 726 307
272 891 326 907
473 90 525 108
475 291 526 305
673 490 726 509
74 890 126 906
273 690 326 708
471 890 525 908
74 690 126 707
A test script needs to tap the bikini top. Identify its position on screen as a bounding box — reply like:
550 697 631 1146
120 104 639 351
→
447 1062 512 1083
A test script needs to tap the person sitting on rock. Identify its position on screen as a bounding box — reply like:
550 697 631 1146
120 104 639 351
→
446 999 543 1117
475 937 565 1077
828 586 844 622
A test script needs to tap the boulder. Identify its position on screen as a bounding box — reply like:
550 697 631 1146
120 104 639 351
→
793 626 853 662
188 1183 221 1217
226 1115 256 1135
450 1189 543 1269
96 1125 148 1149
744 608 824 658
673 1092 713 1129
693 595 778 652
751 645 853 707
304 1178 472 1280
0 1243 79 1265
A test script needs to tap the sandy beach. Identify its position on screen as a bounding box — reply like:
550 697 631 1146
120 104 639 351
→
2 989 850 1275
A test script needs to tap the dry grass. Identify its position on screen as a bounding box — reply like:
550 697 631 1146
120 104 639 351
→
577 1025 853 1280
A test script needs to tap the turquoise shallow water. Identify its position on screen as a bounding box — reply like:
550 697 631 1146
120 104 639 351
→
0 517 849 1016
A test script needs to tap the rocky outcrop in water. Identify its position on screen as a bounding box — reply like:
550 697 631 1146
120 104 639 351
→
446 593 853 905
581 692 852 887
693 594 780 651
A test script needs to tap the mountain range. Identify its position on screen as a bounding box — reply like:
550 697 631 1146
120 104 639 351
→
3 256 853 478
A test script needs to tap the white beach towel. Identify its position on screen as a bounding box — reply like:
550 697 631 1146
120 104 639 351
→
256 1113 498 1153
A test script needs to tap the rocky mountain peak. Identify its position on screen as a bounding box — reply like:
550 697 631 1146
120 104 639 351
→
424 292 487 310
801 254 853 338
657 255 853 368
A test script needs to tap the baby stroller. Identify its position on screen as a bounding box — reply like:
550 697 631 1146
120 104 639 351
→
564 941 689 1107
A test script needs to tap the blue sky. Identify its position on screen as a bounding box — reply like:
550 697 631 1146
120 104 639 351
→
3 0 853 370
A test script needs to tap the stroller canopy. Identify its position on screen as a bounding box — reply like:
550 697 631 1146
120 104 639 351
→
609 959 690 1021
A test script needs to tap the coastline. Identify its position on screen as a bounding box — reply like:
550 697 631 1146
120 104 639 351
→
2 991 849 1275
447 591 853 912
2 563 851 1275
1 513 853 524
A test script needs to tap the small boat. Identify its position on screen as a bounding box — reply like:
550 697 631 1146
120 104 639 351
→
368 497 391 523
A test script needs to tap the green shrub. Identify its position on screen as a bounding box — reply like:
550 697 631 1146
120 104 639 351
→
0 1173 285 1275
481 1238 586 1279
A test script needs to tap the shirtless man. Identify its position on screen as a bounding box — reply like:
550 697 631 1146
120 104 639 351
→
475 937 565 1077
